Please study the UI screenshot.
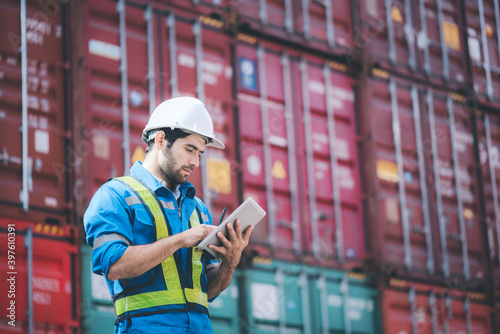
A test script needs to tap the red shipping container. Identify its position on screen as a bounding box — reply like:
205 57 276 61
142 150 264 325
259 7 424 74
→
382 280 493 333
361 72 488 284
295 56 367 268
0 218 79 333
74 0 239 222
356 0 469 89
475 112 500 284
0 0 72 214
465 0 500 109
232 0 355 55
236 41 367 268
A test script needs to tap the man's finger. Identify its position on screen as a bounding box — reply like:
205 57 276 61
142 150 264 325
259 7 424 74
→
226 222 237 241
217 231 231 247
233 219 242 237
242 225 254 242
208 244 226 255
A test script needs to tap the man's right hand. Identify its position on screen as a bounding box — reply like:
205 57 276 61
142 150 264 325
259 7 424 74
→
180 224 216 248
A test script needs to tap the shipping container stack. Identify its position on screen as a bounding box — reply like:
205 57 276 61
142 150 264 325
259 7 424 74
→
464 0 500 330
1 0 500 333
0 0 80 333
355 0 498 332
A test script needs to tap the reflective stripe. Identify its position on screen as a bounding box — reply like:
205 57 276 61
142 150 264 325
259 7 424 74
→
190 211 203 293
116 177 182 292
93 233 130 249
113 176 208 317
184 288 208 306
160 200 175 210
114 288 209 316
115 289 187 315
125 195 141 206
200 212 209 223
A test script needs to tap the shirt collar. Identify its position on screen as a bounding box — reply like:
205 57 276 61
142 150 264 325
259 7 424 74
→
130 161 195 199
153 175 181 200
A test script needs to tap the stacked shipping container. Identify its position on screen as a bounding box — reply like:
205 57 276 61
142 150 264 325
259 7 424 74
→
361 72 488 285
0 0 80 333
1 0 500 332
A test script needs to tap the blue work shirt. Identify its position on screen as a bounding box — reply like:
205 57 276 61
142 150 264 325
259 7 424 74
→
84 161 219 334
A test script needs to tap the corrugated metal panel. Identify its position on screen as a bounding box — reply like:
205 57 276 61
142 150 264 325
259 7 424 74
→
236 41 367 267
382 280 492 334
423 90 486 283
0 218 79 333
356 0 469 88
80 245 115 334
363 72 488 284
83 0 152 199
78 0 239 221
236 42 302 261
208 271 241 334
0 0 71 215
465 0 500 109
476 112 500 282
233 0 355 55
296 57 366 266
241 258 380 334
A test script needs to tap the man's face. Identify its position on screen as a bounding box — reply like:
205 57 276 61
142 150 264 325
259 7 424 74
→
159 134 206 187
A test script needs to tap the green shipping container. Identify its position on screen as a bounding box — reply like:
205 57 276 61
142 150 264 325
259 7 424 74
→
209 271 241 333
240 258 381 334
80 245 240 333
80 245 116 334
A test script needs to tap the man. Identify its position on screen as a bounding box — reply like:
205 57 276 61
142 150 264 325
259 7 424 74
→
84 97 253 333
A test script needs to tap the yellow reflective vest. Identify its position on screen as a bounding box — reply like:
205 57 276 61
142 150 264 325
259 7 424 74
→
112 175 209 318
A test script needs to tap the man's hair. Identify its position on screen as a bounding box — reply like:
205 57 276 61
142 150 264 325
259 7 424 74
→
145 128 190 154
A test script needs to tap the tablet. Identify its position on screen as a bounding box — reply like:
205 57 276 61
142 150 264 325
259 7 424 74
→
197 197 266 260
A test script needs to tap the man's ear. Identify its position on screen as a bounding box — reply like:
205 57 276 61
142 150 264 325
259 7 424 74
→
154 130 165 151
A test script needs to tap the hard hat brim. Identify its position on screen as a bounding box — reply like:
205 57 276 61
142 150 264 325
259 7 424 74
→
207 137 225 149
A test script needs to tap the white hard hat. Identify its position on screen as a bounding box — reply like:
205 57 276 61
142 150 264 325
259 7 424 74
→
142 96 225 149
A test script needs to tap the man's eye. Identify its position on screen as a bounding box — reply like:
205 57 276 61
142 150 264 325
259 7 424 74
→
186 148 193 153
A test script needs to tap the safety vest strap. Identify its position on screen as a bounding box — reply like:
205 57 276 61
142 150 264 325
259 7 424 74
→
189 208 203 293
115 289 186 316
115 176 183 293
112 175 208 317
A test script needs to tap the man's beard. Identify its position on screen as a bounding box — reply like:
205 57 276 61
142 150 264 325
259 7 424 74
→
160 147 193 187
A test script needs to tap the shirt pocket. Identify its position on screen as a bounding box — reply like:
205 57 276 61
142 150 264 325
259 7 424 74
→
130 205 155 244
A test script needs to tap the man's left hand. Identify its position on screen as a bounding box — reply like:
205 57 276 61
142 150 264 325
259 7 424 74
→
208 219 253 269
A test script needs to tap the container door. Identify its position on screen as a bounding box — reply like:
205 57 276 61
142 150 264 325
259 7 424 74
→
369 77 435 276
424 92 486 281
243 261 308 334
81 0 239 219
295 0 354 49
465 0 500 108
83 0 151 195
236 43 301 260
477 113 500 281
0 218 79 333
209 271 240 334
0 0 71 214
80 245 115 333
312 271 379 334
417 0 468 84
296 58 366 268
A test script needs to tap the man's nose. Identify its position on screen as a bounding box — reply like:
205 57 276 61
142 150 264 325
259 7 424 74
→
189 154 200 168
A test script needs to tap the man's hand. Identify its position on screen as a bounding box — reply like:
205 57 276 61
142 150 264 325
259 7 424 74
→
208 219 254 269
180 224 217 248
